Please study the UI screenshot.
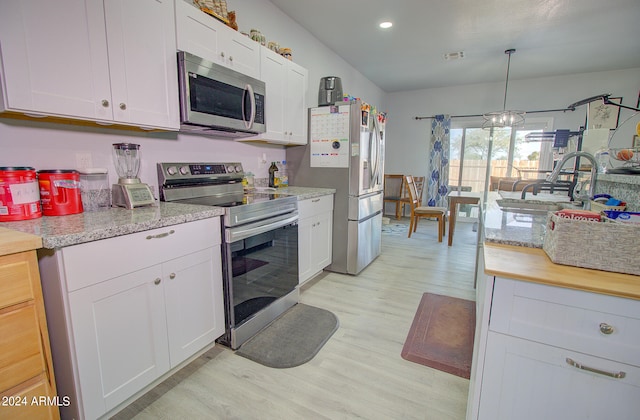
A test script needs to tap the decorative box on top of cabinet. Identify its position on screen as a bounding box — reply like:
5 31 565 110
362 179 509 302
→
470 275 640 420
38 218 224 420
175 0 260 80
0 230 59 420
0 0 179 130
298 195 333 284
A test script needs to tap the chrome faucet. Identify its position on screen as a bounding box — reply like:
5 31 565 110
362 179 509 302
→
546 151 598 208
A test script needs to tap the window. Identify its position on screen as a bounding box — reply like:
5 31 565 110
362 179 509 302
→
449 118 553 192
448 118 552 217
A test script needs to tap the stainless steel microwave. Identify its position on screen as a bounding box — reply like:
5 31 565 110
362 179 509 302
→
177 51 266 138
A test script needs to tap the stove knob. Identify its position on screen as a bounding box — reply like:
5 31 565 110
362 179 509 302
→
179 166 190 175
235 164 242 173
227 165 235 173
167 166 178 176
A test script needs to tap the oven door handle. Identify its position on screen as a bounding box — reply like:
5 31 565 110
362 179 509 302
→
226 213 298 243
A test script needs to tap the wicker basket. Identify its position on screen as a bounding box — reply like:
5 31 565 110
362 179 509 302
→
543 213 640 275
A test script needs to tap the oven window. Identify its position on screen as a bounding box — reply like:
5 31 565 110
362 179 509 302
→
229 223 298 326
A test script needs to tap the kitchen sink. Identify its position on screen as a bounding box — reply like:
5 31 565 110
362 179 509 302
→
495 199 583 215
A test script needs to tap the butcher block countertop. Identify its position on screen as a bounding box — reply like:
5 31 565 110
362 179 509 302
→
0 227 42 255
484 242 640 300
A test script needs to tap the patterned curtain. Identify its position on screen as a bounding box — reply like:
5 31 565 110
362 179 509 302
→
427 114 450 207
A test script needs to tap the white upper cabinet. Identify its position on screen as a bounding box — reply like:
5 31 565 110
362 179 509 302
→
175 0 260 79
246 47 308 145
103 0 180 129
0 0 110 119
0 0 180 130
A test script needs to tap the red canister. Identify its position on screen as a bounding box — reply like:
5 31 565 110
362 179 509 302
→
38 170 83 216
0 167 42 221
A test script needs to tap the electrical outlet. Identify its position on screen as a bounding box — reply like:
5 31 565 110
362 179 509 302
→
258 153 267 169
75 153 93 169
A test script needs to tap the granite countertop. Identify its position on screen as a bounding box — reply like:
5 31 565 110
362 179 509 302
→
0 187 336 249
257 186 336 200
483 193 550 248
598 173 640 185
0 202 225 249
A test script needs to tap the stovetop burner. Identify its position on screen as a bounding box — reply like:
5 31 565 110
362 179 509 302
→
157 162 298 228
175 191 291 207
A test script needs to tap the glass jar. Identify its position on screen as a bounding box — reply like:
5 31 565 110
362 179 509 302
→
79 169 110 211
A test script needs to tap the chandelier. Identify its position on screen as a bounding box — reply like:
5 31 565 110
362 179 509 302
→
483 49 525 130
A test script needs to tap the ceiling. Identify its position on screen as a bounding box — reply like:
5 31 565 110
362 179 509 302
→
269 0 640 93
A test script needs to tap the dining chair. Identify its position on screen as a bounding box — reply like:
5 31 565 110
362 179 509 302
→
404 175 447 242
383 174 405 219
400 175 425 216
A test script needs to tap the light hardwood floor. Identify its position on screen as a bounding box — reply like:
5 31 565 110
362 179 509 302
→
113 218 479 420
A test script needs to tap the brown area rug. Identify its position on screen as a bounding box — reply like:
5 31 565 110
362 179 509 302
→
401 293 475 379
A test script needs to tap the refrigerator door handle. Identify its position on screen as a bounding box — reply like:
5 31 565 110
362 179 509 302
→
352 190 383 200
370 118 381 188
357 210 382 223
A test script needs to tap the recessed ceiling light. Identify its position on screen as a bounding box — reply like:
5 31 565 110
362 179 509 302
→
379 21 393 29
443 51 465 60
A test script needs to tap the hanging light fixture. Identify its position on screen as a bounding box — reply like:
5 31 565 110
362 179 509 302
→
482 48 525 130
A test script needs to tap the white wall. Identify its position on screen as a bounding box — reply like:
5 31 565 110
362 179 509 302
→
0 0 385 193
384 68 640 177
232 0 386 111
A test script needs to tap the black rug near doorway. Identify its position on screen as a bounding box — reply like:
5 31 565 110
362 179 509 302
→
236 303 339 368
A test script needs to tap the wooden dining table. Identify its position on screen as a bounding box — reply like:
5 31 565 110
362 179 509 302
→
446 191 482 246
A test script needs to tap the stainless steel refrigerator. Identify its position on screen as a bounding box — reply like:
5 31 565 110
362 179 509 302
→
287 100 385 274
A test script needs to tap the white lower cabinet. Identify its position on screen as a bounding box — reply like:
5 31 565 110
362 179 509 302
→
68 265 170 419
298 195 333 284
38 218 224 420
470 275 640 420
480 332 640 420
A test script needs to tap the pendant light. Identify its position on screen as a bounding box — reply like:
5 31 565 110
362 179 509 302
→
482 48 525 130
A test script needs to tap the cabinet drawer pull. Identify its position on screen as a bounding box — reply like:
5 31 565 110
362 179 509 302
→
146 230 175 240
119 103 126 110
312 198 320 202
599 322 615 335
101 99 109 107
169 273 176 279
154 278 161 285
565 357 626 379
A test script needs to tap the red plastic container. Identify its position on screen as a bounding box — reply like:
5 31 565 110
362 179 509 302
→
0 167 42 221
38 170 83 216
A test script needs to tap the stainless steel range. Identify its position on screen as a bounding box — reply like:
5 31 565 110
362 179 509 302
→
158 162 299 349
